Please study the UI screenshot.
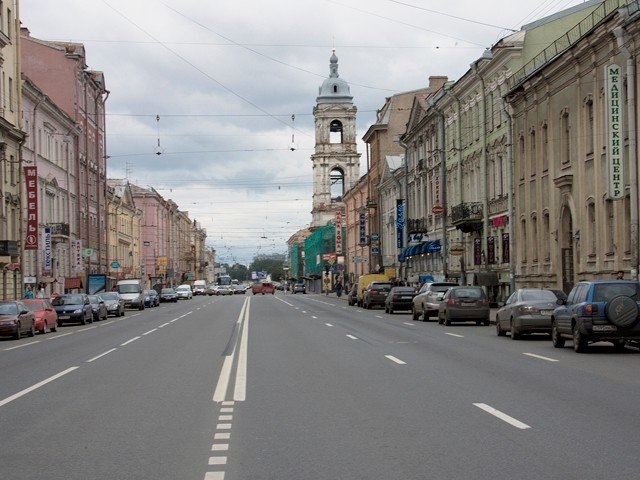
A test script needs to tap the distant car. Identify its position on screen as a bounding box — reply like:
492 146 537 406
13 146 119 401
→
159 288 178 303
175 285 193 300
293 282 306 294
231 285 245 295
99 292 125 317
347 283 358 306
23 298 58 334
412 282 459 321
551 280 640 353
143 289 160 307
495 288 562 339
207 284 218 296
192 280 207 296
217 286 233 296
51 294 93 326
362 281 393 309
0 300 36 339
252 282 275 295
437 286 490 326
88 295 108 322
384 286 417 314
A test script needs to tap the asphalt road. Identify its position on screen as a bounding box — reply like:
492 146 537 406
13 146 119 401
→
1 292 639 479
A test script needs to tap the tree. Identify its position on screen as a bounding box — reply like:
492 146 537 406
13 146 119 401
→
249 258 285 281
228 263 250 281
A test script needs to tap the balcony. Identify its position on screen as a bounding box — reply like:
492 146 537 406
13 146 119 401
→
48 223 70 238
451 202 483 233
0 240 19 257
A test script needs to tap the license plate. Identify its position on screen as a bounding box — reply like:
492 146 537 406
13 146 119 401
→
462 302 476 306
401 296 412 299
541 310 553 316
592 324 617 332
58 315 70 320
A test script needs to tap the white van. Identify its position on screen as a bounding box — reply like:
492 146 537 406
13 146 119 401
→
116 279 145 310
192 279 207 295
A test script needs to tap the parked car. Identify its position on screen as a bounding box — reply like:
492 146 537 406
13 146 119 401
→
252 282 276 295
23 298 58 334
143 289 160 307
437 286 490 326
412 282 459 321
159 288 178 303
88 295 108 322
551 280 640 353
356 274 389 307
293 281 306 294
384 286 417 314
0 300 36 339
99 292 125 317
495 288 562 339
347 283 358 306
362 281 393 309
175 285 193 300
51 294 93 326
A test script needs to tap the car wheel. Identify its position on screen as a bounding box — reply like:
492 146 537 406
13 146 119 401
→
444 312 451 326
496 319 506 336
483 318 490 326
510 320 521 340
573 326 588 353
51 321 58 333
551 320 564 348
14 323 21 340
612 340 626 352
411 307 420 321
389 306 394 314
39 321 47 335
28 322 36 337
80 315 87 325
438 313 444 325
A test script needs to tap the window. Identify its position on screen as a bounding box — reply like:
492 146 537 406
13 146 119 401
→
519 134 525 180
531 215 538 262
585 96 594 155
543 212 550 261
8 77 12 112
606 200 615 253
530 128 536 177
588 202 596 255
541 122 549 172
520 218 527 262
560 109 570 165
330 168 344 201
496 155 504 196
329 120 343 144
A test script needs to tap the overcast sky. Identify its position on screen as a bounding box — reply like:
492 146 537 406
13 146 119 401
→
20 0 590 265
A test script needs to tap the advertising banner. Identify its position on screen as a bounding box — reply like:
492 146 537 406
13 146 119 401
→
359 212 366 246
396 199 404 249
24 166 38 250
42 227 52 275
605 64 624 199
335 210 343 255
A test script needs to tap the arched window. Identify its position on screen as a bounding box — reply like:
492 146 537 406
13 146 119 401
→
329 120 343 144
330 167 344 201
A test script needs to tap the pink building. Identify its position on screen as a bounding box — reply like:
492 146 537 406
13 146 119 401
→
21 28 109 276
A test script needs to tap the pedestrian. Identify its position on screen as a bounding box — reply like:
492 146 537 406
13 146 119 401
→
335 280 343 297
24 287 34 299
616 270 624 280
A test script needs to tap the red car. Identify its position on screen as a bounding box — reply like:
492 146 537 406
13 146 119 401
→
252 282 275 295
0 300 37 339
23 298 59 334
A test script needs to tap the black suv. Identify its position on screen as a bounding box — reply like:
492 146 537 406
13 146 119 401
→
551 280 640 352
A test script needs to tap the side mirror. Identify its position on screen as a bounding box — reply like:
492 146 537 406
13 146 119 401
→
556 298 566 306
20 309 29 315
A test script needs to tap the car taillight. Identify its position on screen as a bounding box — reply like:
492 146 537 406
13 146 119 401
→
480 299 489 306
517 305 537 313
447 298 456 305
583 303 598 315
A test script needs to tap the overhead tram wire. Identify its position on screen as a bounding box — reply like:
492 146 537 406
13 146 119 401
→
101 0 294 131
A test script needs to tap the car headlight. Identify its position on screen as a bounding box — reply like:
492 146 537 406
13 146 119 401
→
74 308 83 314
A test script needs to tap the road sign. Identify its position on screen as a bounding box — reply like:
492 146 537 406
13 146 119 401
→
110 261 121 268
82 248 93 257
432 204 444 215
370 232 379 241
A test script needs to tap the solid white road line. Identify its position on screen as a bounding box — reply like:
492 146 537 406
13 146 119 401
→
233 298 249 401
78 326 98 332
403 322 415 326
213 300 248 402
385 355 406 365
87 348 118 363
158 322 171 328
473 403 531 430
47 331 75 340
142 328 158 336
444 332 464 338
375 315 383 318
0 367 79 408
523 352 559 362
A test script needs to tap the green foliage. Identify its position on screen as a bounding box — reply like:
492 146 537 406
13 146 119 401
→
227 263 250 281
249 258 286 281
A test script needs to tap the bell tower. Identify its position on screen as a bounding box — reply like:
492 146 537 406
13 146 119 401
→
311 50 361 228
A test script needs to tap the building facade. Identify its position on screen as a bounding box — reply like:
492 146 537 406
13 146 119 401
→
21 28 109 278
106 180 142 283
22 76 80 296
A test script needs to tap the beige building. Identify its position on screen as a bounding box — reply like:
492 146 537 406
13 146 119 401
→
505 0 639 291
106 180 142 282
0 4 24 299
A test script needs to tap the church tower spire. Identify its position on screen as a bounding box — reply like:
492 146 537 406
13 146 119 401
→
310 51 361 229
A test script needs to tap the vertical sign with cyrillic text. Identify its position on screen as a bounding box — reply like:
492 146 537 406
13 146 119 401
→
24 166 38 250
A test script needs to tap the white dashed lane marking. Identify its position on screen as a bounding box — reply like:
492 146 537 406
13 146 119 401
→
473 403 531 430
385 355 406 365
523 352 559 362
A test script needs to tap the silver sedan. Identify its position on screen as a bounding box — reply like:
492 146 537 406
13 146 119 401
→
495 288 563 339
